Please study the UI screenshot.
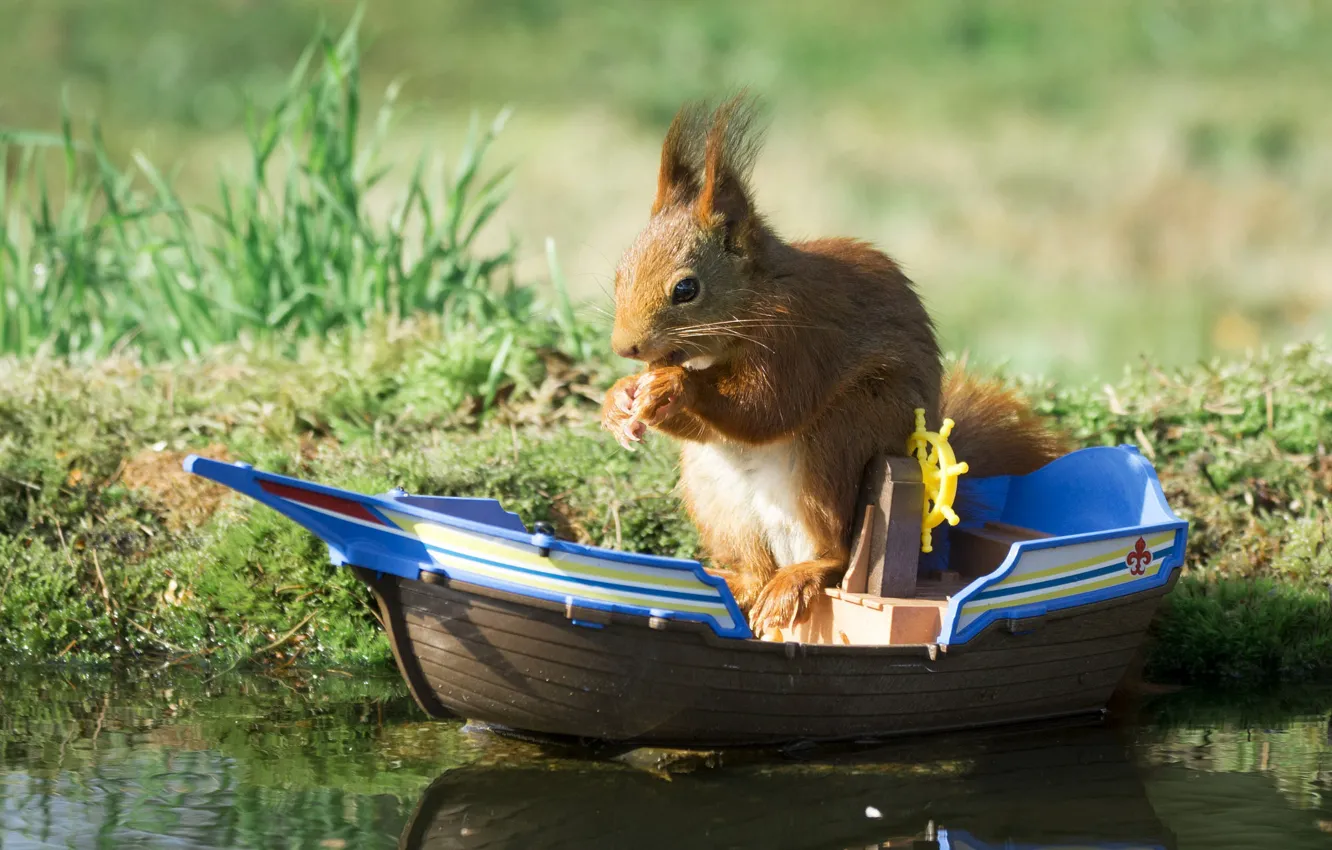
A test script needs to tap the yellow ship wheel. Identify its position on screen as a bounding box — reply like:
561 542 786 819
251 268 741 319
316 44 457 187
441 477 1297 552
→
905 408 970 553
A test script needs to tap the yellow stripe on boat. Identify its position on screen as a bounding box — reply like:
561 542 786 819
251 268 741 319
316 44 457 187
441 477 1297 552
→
1000 531 1172 586
961 556 1164 616
424 549 735 623
383 509 716 594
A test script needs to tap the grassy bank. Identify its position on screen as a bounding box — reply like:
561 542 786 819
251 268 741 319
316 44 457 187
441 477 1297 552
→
1 16 1329 690
1 335 1329 687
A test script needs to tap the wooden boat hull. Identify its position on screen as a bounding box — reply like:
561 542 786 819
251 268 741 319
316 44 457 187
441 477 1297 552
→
356 565 1176 746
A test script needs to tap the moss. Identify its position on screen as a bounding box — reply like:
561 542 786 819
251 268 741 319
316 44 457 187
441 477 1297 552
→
1041 342 1332 588
1146 577 1332 687
0 341 686 666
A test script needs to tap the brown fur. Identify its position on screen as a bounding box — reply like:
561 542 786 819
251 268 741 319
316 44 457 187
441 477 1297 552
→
603 94 1065 633
940 368 1070 478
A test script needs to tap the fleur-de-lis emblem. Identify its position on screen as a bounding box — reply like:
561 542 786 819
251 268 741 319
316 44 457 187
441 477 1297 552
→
1126 537 1152 576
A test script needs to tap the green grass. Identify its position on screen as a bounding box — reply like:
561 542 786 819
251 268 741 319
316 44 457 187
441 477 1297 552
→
1149 579 1332 686
1 13 568 371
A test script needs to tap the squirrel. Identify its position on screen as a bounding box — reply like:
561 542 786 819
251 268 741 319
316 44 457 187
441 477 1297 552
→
601 94 1066 636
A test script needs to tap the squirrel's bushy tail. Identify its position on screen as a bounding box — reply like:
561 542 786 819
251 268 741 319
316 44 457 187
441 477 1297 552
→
940 368 1067 479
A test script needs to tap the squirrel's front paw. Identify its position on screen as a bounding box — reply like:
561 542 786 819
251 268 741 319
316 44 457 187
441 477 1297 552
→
629 366 689 427
601 374 645 450
601 367 691 450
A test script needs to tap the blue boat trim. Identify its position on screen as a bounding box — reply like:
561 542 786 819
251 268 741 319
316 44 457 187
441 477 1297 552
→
940 524 1188 646
938 828 1168 850
969 544 1174 602
420 541 725 603
298 498 726 601
184 443 1188 649
182 455 751 639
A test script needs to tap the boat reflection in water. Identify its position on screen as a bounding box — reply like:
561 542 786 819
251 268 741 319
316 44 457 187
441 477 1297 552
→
398 721 1175 849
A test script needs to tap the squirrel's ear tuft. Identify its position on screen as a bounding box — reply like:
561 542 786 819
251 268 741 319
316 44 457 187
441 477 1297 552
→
695 91 766 254
651 102 708 216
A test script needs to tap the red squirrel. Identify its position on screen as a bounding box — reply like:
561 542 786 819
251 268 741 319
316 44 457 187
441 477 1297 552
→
601 95 1066 635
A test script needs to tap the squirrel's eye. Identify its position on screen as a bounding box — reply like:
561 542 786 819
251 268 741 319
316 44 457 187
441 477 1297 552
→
671 277 700 304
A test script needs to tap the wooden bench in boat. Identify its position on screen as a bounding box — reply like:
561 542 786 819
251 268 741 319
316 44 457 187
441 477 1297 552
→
768 454 1052 647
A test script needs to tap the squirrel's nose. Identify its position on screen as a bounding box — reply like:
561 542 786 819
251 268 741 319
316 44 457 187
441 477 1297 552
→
611 327 646 360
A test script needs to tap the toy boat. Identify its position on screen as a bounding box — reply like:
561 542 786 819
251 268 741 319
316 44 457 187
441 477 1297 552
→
184 442 1187 746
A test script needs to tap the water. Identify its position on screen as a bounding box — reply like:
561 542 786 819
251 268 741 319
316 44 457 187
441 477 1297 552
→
1 668 1329 849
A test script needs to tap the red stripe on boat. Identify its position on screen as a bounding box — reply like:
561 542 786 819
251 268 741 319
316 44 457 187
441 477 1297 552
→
258 480 387 526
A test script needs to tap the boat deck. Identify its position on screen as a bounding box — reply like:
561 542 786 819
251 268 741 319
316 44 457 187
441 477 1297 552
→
913 573 971 601
779 574 971 647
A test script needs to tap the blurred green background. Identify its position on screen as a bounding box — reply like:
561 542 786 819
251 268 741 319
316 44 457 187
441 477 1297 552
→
3 0 1330 378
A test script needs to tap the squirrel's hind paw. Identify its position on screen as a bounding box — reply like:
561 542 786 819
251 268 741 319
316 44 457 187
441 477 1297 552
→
747 560 842 636
707 568 763 612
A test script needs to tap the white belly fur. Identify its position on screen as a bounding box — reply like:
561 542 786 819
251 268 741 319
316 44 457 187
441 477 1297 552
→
684 441 817 567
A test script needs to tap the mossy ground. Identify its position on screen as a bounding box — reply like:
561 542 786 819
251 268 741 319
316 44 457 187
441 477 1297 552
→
2 331 1328 688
